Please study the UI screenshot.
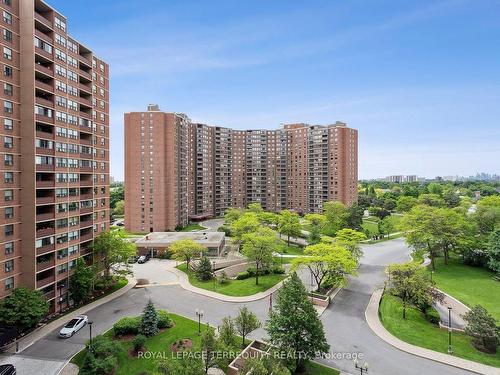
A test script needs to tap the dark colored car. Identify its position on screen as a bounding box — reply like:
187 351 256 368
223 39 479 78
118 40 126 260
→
128 255 139 263
0 364 16 375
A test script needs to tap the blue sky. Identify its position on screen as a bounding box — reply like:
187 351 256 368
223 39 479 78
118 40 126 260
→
49 0 500 180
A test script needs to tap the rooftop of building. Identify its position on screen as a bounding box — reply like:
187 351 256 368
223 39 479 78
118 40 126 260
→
135 231 225 248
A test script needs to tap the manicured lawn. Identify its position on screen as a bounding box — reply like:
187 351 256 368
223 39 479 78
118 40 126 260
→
71 314 216 374
429 257 500 321
361 218 379 236
280 244 304 255
177 263 286 297
380 294 500 367
178 223 206 232
303 361 340 374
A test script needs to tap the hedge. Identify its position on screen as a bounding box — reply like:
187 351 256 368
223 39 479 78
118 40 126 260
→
113 316 140 336
157 310 174 329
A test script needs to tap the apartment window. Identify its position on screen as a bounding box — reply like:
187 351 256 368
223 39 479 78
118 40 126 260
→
3 118 12 130
4 136 12 148
34 37 52 54
4 224 13 236
3 29 12 42
5 276 13 290
4 100 12 113
4 189 13 201
4 154 13 166
3 47 12 60
35 105 52 117
4 207 13 219
4 259 13 272
55 80 67 92
2 0 12 6
55 33 66 47
55 65 66 77
55 49 66 62
54 16 66 31
2 11 12 24
4 241 13 254
3 83 12 95
56 96 67 107
4 171 13 183
3 64 12 77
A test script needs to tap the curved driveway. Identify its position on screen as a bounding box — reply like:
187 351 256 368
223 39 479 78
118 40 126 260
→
19 238 472 375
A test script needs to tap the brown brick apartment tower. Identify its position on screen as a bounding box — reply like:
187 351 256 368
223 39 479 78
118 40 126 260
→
125 106 357 231
0 0 110 312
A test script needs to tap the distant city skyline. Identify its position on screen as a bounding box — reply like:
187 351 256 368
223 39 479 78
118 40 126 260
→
48 0 500 180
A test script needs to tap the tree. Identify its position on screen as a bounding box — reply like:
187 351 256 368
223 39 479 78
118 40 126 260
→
170 239 207 270
224 207 244 225
331 228 366 260
463 305 499 354
234 306 261 348
140 300 159 337
69 258 96 305
308 224 322 245
80 335 122 375
292 242 357 292
277 210 302 246
368 206 391 220
196 255 213 281
346 203 364 230
158 355 205 375
396 196 418 213
305 213 326 244
113 200 124 216
323 201 348 235
0 287 49 331
200 327 218 374
230 213 260 243
247 202 264 213
487 229 500 273
427 182 443 196
386 263 442 319
92 231 136 278
378 216 397 238
242 227 279 285
418 193 445 207
266 272 329 372
218 316 238 348
258 211 279 226
475 195 500 234
110 185 124 210
241 358 268 375
443 191 460 208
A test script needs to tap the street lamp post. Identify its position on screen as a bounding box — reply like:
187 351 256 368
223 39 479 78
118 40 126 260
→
195 309 204 334
88 320 93 351
448 306 453 354
212 261 217 291
354 360 369 374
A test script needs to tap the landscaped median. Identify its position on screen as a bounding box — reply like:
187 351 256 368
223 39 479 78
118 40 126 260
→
176 263 286 297
365 289 500 375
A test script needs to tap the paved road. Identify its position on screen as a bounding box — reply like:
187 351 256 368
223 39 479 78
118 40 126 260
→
17 238 472 375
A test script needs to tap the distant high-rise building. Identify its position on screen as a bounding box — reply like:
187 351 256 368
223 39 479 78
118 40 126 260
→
0 0 110 311
124 106 358 232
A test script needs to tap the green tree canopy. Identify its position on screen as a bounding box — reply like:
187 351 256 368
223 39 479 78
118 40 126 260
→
242 227 280 285
69 258 96 305
231 213 261 243
266 272 329 372
92 231 137 278
323 201 348 235
0 287 49 331
487 229 500 273
330 228 366 260
417 193 445 207
277 210 302 246
224 207 245 224
463 305 499 354
396 196 419 212
170 239 207 270
247 202 264 213
475 195 500 234
234 306 261 348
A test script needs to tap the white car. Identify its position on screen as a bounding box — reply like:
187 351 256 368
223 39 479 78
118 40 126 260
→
59 315 88 338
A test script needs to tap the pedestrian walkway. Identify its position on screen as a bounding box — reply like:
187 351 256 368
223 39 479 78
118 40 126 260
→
365 288 498 375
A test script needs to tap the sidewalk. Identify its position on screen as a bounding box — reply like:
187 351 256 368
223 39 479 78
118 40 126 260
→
365 288 499 375
3 276 136 354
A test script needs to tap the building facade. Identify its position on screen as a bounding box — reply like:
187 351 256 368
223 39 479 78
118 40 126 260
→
0 0 110 312
125 106 357 232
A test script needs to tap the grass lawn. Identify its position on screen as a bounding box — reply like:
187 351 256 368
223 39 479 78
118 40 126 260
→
303 361 340 374
380 294 500 367
72 314 214 374
177 263 286 297
429 257 500 321
361 218 379 236
178 223 206 232
280 244 304 255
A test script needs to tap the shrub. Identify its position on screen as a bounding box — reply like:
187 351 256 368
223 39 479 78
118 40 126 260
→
157 250 172 260
157 310 173 329
196 256 213 281
463 305 499 353
271 266 285 275
140 300 159 337
217 271 229 284
425 308 441 325
236 271 250 280
80 335 121 375
132 334 146 352
463 248 489 267
218 225 231 236
113 317 140 336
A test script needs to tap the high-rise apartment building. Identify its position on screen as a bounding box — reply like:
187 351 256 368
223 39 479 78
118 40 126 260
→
125 106 357 232
0 0 110 312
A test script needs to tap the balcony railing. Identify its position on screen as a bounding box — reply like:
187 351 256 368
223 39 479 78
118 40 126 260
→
36 180 55 188
36 212 55 221
36 195 55 205
36 259 55 272
35 80 54 93
35 12 53 28
35 96 54 108
36 227 55 238
35 114 54 124
35 63 54 77
36 243 55 255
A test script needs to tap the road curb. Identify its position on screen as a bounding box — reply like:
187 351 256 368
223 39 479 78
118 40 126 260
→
365 288 499 375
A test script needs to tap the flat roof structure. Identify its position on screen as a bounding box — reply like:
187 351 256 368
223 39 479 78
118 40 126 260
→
135 232 225 249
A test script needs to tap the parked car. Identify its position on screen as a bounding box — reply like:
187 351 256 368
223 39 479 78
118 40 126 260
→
59 315 88 338
116 221 124 226
0 364 16 375
137 255 147 264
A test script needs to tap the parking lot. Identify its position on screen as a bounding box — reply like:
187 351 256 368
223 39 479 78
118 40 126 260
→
131 258 179 285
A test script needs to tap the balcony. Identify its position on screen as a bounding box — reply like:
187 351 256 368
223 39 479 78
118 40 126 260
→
42 290 55 300
79 166 93 172
80 206 93 214
79 233 93 242
36 163 55 172
35 80 54 93
36 259 55 272
80 193 93 200
36 275 55 288
35 46 53 61
36 147 54 156
36 212 55 221
36 130 54 140
36 243 55 255
79 82 92 94
79 138 92 146
36 114 54 125
35 12 53 29
78 96 92 106
36 195 55 204
79 70 91 80
35 63 54 77
36 227 55 238
80 221 93 229
79 54 92 67
36 179 55 188
35 96 54 108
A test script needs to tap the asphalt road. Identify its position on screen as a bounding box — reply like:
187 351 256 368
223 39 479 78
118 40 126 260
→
18 238 473 375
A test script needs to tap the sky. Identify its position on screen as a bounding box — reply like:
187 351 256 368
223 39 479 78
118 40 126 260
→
49 0 500 180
